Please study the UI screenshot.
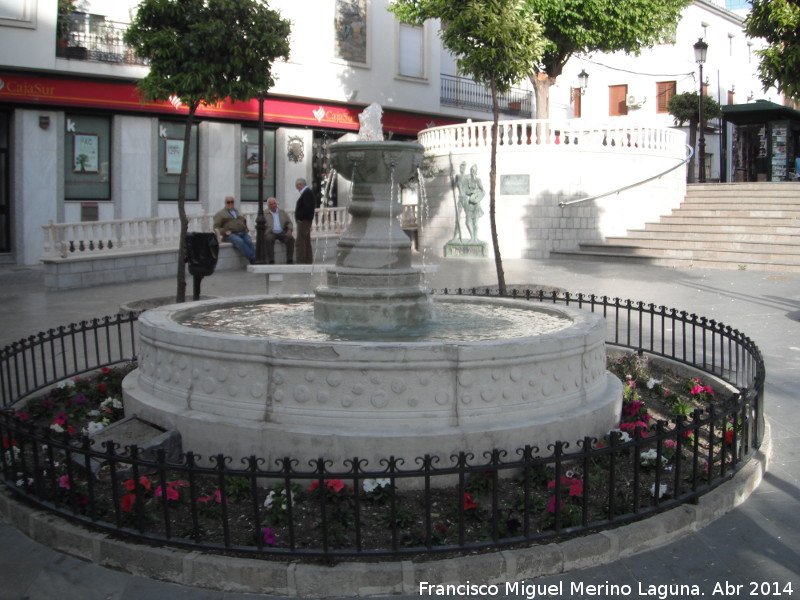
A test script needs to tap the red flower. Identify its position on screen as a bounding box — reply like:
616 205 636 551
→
725 429 734 444
101 367 111 374
96 383 107 392
121 493 136 512
123 479 136 492
53 413 68 425
2 436 17 449
463 493 478 511
327 479 345 493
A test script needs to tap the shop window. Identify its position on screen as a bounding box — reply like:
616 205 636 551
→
398 23 425 79
240 126 276 202
64 114 111 201
158 120 198 201
609 85 628 117
656 81 676 113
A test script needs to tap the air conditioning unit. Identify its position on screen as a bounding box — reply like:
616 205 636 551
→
626 95 646 109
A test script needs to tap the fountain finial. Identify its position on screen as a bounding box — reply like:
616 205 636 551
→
358 103 384 141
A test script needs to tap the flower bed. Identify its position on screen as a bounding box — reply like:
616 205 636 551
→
0 351 746 558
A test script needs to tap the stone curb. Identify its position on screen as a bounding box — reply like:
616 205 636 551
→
0 425 770 597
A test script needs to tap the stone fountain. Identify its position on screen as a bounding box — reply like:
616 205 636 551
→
122 105 622 470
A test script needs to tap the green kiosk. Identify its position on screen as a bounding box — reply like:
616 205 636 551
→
722 100 800 182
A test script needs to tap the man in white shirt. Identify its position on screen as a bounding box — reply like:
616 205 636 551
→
264 197 295 264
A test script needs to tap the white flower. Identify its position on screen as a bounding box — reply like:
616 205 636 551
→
57 379 75 389
264 488 294 510
363 478 391 493
85 421 105 435
646 377 661 390
50 423 64 433
640 448 659 461
609 429 632 443
101 397 123 410
87 409 101 417
651 483 668 498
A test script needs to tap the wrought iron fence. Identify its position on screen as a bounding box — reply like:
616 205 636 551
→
0 290 765 560
441 74 534 118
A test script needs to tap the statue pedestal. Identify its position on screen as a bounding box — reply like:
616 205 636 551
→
444 240 488 258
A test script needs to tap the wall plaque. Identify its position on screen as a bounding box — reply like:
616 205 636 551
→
500 174 530 195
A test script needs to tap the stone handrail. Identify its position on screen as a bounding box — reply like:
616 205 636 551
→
41 207 350 259
418 119 686 156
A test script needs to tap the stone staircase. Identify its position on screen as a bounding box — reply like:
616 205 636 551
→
551 182 800 272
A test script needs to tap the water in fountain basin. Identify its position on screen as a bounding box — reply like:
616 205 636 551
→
179 300 571 343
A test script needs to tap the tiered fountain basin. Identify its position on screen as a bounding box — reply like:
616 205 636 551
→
122 295 622 469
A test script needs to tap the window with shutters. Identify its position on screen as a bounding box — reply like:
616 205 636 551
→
657 81 676 113
398 23 425 79
609 85 628 117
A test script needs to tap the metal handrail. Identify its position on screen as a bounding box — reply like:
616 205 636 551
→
559 144 694 208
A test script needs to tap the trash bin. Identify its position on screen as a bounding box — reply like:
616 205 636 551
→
185 232 219 300
185 232 219 277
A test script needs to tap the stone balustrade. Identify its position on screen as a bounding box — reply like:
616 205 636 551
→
419 119 686 157
41 207 350 260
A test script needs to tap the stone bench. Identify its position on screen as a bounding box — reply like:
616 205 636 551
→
246 263 330 294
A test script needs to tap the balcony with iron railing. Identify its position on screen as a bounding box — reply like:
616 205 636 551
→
441 74 534 118
56 13 147 65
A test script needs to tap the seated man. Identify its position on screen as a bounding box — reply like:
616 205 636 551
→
264 197 295 264
213 196 255 264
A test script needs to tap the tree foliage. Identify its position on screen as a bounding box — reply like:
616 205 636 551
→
390 0 545 294
526 0 691 118
746 0 800 100
124 0 291 302
667 91 721 183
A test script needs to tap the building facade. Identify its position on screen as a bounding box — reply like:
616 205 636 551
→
0 0 775 268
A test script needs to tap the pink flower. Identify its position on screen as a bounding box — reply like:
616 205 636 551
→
261 527 277 547
58 475 71 489
327 479 345 493
665 440 677 449
155 485 180 501
690 384 704 395
546 496 565 513
53 413 68 426
703 385 714 395
568 480 583 497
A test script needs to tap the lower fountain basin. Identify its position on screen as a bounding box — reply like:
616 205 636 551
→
123 295 622 468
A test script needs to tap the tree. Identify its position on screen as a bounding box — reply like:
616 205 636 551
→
124 0 291 302
527 0 691 119
390 0 545 294
667 91 722 183
746 0 800 100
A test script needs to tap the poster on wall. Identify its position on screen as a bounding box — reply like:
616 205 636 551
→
72 134 99 173
164 138 184 175
244 143 268 178
335 0 367 63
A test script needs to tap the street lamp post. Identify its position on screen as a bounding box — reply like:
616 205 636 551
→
255 91 267 264
694 38 708 183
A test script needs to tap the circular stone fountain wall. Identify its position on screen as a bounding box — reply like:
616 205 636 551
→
123 295 622 468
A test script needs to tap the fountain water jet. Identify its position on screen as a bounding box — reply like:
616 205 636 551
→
122 105 622 472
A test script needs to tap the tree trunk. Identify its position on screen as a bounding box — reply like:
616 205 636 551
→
489 78 506 296
175 104 198 303
530 72 555 120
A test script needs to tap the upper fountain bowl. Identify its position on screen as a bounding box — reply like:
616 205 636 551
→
329 140 424 184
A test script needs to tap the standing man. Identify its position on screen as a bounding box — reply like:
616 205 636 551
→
294 178 316 264
213 196 256 264
264 197 295 264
